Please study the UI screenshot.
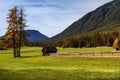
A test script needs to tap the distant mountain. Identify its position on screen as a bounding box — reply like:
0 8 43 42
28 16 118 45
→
0 30 48 42
47 0 120 43
0 30 49 42
26 30 48 42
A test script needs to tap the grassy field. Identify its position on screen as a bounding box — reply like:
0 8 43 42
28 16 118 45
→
0 47 120 80
58 47 113 53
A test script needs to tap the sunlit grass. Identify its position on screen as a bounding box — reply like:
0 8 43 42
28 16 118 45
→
0 47 120 80
58 47 113 53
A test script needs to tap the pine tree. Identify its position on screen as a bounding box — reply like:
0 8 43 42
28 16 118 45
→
6 7 28 58
17 8 27 57
6 7 18 57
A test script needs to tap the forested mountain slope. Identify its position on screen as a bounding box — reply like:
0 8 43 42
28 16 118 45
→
51 0 120 40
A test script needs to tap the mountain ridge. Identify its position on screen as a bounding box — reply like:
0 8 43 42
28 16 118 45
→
26 30 49 42
48 0 120 42
0 30 49 42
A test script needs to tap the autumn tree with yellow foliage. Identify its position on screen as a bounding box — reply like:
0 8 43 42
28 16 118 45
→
113 38 119 51
6 7 28 57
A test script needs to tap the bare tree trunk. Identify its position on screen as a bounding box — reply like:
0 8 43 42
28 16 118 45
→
16 44 19 57
13 33 16 58
18 44 20 57
18 30 21 57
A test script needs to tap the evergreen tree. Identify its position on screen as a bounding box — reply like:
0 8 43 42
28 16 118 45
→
6 7 18 57
6 7 28 58
17 8 27 57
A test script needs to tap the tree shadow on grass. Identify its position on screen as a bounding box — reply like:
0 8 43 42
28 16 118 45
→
20 55 42 58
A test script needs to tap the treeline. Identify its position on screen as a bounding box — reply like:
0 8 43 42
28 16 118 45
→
30 31 120 48
62 31 119 48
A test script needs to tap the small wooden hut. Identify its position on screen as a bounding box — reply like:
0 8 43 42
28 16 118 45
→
42 47 57 56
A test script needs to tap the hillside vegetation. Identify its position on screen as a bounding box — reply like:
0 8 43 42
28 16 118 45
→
52 0 120 39
39 0 120 47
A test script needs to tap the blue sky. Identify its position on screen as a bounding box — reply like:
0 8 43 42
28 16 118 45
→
0 0 112 37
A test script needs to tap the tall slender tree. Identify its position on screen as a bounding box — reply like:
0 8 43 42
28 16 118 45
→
6 7 28 58
17 8 27 57
6 7 18 57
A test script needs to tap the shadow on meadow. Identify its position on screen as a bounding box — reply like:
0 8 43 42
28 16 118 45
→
0 69 120 80
20 55 41 58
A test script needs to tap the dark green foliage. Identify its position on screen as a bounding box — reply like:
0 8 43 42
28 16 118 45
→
63 31 119 48
56 0 120 38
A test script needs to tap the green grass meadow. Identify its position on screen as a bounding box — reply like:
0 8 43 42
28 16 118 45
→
0 47 120 80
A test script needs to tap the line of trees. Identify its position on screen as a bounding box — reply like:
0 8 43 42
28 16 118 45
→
62 31 119 48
